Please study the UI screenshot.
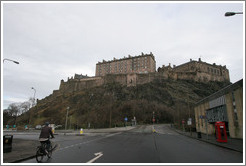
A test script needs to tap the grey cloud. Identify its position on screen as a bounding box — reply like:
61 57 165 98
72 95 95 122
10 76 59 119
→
2 2 244 109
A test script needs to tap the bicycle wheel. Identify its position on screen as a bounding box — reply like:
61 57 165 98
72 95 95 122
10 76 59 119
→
36 147 44 163
47 144 52 158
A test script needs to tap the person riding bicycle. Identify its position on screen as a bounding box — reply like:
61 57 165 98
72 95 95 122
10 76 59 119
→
39 122 54 153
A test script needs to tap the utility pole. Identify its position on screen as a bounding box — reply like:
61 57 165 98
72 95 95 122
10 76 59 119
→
152 111 155 125
31 87 36 107
205 117 208 140
65 107 69 131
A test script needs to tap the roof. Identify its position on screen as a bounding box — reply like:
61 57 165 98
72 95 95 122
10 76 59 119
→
96 52 155 64
194 79 243 106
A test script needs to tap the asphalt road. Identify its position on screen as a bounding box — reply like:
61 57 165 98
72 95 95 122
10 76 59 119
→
21 124 243 163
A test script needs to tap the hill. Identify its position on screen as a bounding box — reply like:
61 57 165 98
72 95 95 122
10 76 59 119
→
17 78 230 129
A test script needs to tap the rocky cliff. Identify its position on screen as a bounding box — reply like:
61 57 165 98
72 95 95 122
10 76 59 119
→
17 77 230 129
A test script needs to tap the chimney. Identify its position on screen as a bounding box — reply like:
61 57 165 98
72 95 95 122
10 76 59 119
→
169 63 171 67
173 65 176 68
198 58 201 62
190 58 192 62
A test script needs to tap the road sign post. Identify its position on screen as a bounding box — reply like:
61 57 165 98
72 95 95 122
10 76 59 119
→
124 117 128 127
182 120 185 132
187 118 192 136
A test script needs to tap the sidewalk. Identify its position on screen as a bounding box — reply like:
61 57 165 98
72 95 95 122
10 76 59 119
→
3 138 40 163
171 126 243 153
54 126 136 135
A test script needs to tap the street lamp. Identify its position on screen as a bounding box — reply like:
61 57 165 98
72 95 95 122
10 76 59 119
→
225 12 243 17
3 58 19 64
65 107 69 131
31 87 36 107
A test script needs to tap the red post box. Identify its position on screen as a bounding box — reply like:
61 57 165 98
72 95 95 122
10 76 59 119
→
215 121 227 143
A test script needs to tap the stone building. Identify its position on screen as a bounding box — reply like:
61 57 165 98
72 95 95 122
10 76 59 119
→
158 58 230 82
194 79 243 139
96 52 156 76
51 54 231 100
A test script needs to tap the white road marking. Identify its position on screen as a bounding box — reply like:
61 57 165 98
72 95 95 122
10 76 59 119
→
58 132 122 151
87 152 103 163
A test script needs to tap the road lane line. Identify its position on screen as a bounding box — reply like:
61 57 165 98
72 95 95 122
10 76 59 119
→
58 132 122 151
87 152 103 163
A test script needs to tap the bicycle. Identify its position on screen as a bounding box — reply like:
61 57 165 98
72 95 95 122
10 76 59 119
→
36 138 54 163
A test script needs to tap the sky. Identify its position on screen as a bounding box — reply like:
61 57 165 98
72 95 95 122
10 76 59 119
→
1 1 244 109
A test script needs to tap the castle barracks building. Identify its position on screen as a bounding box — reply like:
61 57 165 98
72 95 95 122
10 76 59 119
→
96 52 156 76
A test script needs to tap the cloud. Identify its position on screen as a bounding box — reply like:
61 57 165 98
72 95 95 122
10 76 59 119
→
2 2 244 109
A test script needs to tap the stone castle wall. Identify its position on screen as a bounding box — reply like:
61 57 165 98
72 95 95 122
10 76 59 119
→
158 58 230 83
47 58 230 100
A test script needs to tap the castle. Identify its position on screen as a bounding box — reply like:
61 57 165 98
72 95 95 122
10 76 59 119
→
52 53 230 96
157 58 230 82
96 52 156 76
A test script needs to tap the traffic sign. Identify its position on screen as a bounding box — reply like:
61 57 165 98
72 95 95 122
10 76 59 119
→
124 117 128 122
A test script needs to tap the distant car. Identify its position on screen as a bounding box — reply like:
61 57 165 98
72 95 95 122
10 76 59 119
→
35 125 42 130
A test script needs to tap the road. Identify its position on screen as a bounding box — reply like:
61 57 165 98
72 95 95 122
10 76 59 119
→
20 124 242 163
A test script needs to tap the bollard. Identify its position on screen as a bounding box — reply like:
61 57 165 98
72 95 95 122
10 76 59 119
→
152 126 156 133
80 128 83 135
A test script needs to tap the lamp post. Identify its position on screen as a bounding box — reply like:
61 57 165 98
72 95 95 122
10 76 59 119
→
31 87 36 107
65 107 69 131
3 58 19 64
225 12 243 17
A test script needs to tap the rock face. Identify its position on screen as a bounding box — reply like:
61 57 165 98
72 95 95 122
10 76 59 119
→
27 57 230 128
29 76 229 129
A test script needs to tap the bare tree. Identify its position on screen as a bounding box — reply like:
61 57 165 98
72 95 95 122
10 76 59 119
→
7 103 20 124
8 103 19 116
20 101 31 114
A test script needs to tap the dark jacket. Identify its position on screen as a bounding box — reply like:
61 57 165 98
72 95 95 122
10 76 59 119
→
39 126 54 139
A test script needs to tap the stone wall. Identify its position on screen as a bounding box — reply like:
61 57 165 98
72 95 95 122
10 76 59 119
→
48 58 230 101
158 58 230 83
59 77 104 94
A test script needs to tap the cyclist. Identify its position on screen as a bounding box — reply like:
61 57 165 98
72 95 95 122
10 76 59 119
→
39 122 54 154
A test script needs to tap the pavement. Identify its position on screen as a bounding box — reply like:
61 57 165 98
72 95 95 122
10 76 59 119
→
2 125 243 163
3 138 40 163
170 126 243 153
